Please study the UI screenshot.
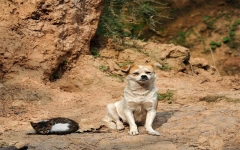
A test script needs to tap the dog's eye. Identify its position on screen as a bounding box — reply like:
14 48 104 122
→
146 71 152 74
133 72 139 75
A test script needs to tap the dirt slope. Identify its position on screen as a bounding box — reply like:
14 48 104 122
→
150 0 240 76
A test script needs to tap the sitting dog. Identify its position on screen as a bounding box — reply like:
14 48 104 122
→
102 64 160 136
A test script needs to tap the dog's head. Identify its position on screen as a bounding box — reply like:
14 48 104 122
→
121 64 157 84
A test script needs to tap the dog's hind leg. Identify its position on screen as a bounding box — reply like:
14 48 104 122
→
102 115 117 129
105 103 125 130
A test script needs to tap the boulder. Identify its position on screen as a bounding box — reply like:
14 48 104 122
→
0 0 104 82
126 41 190 72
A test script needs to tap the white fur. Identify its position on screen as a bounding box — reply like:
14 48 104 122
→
102 65 160 136
50 123 70 132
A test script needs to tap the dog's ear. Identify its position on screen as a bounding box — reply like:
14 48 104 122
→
151 63 162 69
121 65 132 73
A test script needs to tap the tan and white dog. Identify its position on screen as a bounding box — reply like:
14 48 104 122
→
102 64 160 136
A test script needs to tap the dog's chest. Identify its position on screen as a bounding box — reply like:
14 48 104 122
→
127 93 154 111
124 85 157 110
128 100 153 110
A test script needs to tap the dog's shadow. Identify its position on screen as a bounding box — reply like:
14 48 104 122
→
152 111 175 129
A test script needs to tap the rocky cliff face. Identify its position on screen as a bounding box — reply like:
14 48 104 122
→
0 0 104 82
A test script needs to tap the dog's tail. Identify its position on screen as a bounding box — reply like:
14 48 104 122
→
101 116 117 130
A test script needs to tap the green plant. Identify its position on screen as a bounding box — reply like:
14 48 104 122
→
158 90 175 104
216 42 221 47
160 63 171 71
99 65 108 72
209 41 221 51
223 19 240 49
209 41 217 45
222 37 230 43
232 19 240 30
230 27 235 31
91 49 100 58
172 30 195 47
172 31 186 46
230 31 235 37
210 45 217 51
202 15 217 29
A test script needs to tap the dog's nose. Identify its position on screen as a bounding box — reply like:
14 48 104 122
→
141 75 148 80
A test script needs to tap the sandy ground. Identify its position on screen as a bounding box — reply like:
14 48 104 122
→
0 61 240 150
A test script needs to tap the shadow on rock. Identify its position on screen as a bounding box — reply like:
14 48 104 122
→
0 146 28 150
153 111 175 129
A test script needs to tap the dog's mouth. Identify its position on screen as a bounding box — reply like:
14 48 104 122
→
139 78 148 81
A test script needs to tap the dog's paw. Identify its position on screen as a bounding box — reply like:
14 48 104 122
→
148 130 160 136
128 130 139 135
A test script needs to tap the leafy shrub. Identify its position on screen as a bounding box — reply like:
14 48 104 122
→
96 0 169 42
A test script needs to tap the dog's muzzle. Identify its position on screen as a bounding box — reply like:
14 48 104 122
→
140 75 149 81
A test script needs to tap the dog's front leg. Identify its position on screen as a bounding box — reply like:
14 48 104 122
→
124 108 138 135
145 109 160 136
